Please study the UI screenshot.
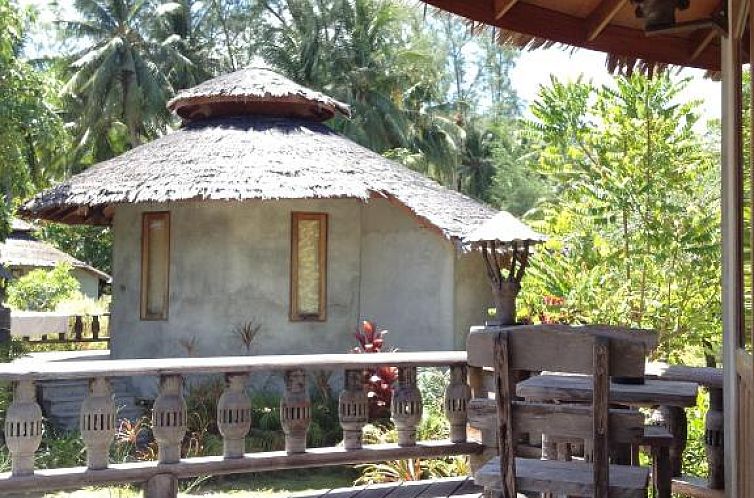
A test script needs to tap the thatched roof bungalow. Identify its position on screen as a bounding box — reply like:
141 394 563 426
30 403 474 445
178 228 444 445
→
1 220 110 300
22 68 510 366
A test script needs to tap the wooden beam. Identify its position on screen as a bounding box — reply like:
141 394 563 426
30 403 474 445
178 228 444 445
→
493 0 517 20
585 0 628 41
690 29 718 60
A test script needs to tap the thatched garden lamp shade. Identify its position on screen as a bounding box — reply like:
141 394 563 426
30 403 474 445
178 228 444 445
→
465 212 546 325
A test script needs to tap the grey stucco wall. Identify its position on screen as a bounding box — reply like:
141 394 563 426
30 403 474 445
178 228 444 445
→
110 199 363 361
109 198 490 396
358 199 456 351
71 268 100 300
453 252 493 349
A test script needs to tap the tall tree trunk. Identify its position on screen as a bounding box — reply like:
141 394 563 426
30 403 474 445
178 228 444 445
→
122 70 140 148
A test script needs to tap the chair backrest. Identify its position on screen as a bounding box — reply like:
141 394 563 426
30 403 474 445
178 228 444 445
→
491 326 649 498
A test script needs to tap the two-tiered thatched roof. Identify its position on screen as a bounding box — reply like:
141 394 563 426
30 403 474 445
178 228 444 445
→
21 68 502 241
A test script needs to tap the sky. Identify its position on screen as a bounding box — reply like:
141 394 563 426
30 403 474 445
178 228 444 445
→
510 47 722 123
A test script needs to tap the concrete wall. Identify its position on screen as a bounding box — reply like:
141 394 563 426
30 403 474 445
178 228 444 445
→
453 252 493 349
358 199 456 351
71 268 100 300
109 199 490 394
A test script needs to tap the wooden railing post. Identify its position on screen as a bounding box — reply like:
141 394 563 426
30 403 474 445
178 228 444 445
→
706 386 725 489
444 365 470 443
73 315 83 341
80 377 116 470
392 366 423 446
339 369 368 450
651 405 687 477
92 315 100 341
217 373 251 459
5 380 43 476
152 375 186 464
281 369 310 454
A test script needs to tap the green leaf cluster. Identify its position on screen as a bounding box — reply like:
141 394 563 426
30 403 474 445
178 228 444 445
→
7 262 79 311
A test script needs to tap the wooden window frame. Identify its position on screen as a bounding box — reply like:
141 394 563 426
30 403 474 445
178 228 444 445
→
290 212 328 322
140 211 171 321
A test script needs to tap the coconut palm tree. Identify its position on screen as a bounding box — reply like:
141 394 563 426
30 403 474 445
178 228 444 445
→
59 0 183 149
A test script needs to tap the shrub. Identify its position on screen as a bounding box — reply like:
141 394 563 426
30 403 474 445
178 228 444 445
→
7 263 78 311
352 320 398 420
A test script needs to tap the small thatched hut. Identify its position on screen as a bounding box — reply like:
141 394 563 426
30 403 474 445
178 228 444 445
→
1 219 110 299
21 68 505 361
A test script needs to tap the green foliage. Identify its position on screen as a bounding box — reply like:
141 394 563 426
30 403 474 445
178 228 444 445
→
37 224 112 275
520 73 721 364
683 390 710 477
0 0 69 206
7 263 79 311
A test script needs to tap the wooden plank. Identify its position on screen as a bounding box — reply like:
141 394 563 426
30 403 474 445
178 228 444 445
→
416 476 467 497
493 0 517 20
645 362 723 389
359 482 411 498
516 375 699 407
585 0 628 41
476 457 649 497
383 481 431 498
670 476 725 498
493 332 516 498
468 326 648 378
593 337 610 498
0 441 483 494
0 351 467 381
690 29 718 61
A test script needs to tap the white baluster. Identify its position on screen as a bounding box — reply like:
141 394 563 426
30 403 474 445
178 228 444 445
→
280 369 310 454
5 380 43 476
444 365 471 443
152 375 186 464
392 366 423 446
339 369 368 450
80 377 116 469
217 373 251 458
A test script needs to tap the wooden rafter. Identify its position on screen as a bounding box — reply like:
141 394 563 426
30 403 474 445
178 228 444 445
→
586 0 628 41
493 0 518 20
690 29 718 60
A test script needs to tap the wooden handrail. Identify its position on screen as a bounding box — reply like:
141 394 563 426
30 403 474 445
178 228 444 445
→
0 351 467 381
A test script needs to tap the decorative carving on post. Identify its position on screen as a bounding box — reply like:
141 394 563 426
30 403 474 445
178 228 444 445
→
465 214 546 326
5 380 43 476
280 369 310 454
705 387 725 489
339 369 368 450
80 377 116 470
444 365 470 443
650 405 687 477
152 375 187 464
217 373 251 459
391 366 422 446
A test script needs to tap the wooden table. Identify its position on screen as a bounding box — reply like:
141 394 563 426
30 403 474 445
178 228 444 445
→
517 374 699 477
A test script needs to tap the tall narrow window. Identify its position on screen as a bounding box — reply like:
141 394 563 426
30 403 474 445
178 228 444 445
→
290 212 327 321
141 212 170 320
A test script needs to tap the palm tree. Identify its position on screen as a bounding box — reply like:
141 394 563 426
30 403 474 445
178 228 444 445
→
59 0 180 149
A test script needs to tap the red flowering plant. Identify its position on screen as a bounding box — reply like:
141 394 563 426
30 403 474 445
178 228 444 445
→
539 295 567 324
352 320 398 421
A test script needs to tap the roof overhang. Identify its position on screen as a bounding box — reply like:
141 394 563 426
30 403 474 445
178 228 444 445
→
421 0 727 72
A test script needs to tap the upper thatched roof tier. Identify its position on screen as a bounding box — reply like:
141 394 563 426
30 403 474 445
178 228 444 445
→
20 116 498 241
465 212 547 245
167 68 351 122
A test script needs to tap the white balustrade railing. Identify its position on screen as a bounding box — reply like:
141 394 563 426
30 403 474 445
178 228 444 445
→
0 351 480 497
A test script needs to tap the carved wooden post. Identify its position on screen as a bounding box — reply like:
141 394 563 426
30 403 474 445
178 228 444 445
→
444 365 470 442
80 377 116 470
391 366 423 446
92 315 100 341
705 387 725 489
74 315 83 341
217 373 251 459
650 405 687 477
5 380 43 476
339 369 368 450
152 375 187 464
280 369 310 454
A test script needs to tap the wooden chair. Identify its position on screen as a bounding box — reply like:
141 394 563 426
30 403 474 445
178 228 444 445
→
473 326 655 498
